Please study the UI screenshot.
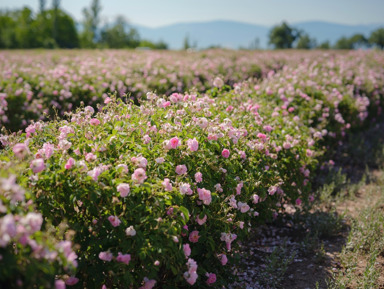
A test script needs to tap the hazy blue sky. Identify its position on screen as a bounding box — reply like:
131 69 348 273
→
1 0 384 27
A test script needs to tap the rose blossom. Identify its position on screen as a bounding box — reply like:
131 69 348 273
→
197 188 212 205
117 183 130 197
189 230 200 243
12 143 29 159
116 252 131 265
194 172 203 183
187 138 199 152
175 165 187 175
30 158 45 173
65 157 75 170
99 251 113 262
108 215 121 227
183 243 191 257
221 149 230 158
132 168 147 184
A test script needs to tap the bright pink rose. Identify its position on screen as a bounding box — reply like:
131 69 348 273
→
221 149 230 158
167 137 181 149
65 157 75 170
108 215 121 227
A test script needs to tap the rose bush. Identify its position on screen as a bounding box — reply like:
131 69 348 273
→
0 50 383 288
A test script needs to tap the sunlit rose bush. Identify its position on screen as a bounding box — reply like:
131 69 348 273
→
0 49 383 288
1 87 320 287
0 170 77 288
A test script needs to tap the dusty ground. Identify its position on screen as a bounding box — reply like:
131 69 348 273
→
230 172 384 289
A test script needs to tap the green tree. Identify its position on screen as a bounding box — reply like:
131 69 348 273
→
296 33 316 49
369 28 384 49
80 0 102 48
317 41 330 49
100 16 140 48
268 22 299 49
349 33 368 49
183 34 191 50
334 36 353 49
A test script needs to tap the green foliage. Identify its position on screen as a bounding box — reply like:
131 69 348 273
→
369 27 384 49
296 33 316 49
100 16 140 49
0 7 78 49
268 22 299 49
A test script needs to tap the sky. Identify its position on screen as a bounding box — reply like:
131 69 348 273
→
1 0 384 28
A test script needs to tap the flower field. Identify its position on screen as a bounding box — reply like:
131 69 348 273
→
0 49 384 288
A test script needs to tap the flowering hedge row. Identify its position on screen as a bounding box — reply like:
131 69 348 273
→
1 50 384 288
0 49 285 131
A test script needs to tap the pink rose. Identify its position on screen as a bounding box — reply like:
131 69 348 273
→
117 183 130 197
65 277 79 286
132 168 147 184
90 118 100 126
30 158 45 173
197 188 212 205
189 230 200 243
116 252 131 265
183 243 191 257
13 143 29 159
175 165 187 175
162 178 173 191
221 149 230 158
194 172 202 183
196 214 207 225
99 251 113 262
206 273 216 284
108 215 121 227
168 137 180 149
187 138 199 152
65 157 75 170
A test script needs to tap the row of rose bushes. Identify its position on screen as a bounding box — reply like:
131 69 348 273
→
1 50 384 288
0 49 288 131
1 90 318 288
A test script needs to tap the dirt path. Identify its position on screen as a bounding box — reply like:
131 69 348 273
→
230 169 384 289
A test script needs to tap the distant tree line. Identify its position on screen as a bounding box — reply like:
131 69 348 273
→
0 0 168 49
268 21 384 50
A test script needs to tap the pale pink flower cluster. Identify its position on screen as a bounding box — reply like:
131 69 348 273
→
132 168 147 184
184 258 198 285
108 215 121 227
198 188 212 205
117 183 130 197
12 143 29 159
166 136 181 149
139 277 156 289
220 232 237 251
179 183 193 195
187 138 199 152
30 158 45 173
175 165 187 175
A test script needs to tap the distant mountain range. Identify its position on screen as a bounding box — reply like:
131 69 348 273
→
132 20 384 49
